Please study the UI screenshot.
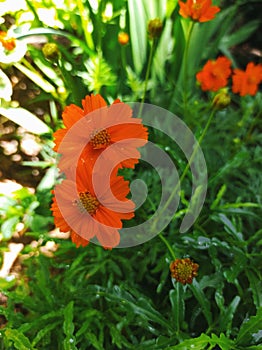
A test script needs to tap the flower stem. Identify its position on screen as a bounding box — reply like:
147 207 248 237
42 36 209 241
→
159 233 176 260
155 108 216 225
138 39 155 116
76 0 95 51
183 21 195 111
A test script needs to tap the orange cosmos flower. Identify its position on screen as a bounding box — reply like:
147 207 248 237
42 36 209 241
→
179 0 220 23
232 62 262 96
54 94 148 174
0 31 16 51
51 160 135 248
196 56 231 92
170 258 199 285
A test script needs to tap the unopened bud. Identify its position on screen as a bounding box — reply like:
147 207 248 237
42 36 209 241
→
148 18 163 39
212 89 231 109
118 32 129 46
42 43 60 61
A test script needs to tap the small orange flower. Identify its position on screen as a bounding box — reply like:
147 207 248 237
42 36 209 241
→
118 32 129 45
51 160 135 248
54 94 148 174
170 258 199 285
0 31 16 51
232 62 262 96
178 0 220 23
196 56 231 92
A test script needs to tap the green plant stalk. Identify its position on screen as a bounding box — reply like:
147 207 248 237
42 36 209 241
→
154 108 216 230
25 0 42 26
159 233 176 260
76 0 95 51
120 45 127 72
183 21 195 110
138 39 155 116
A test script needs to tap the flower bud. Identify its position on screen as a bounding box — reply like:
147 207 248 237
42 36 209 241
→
42 43 60 61
147 18 163 39
212 89 231 109
118 32 129 46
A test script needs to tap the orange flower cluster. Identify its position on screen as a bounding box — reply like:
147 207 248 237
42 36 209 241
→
196 56 231 92
197 57 262 97
232 62 262 96
51 94 148 249
0 31 16 51
170 258 199 285
178 0 220 23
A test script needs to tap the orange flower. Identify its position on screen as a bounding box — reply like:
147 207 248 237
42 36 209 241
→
170 258 199 285
232 62 262 96
0 31 16 51
51 160 135 248
196 56 231 92
179 0 220 22
54 94 148 174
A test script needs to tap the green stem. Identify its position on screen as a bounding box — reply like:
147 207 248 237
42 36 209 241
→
120 45 127 71
159 233 176 260
25 0 42 26
76 0 95 51
156 108 216 224
183 21 195 111
138 39 155 116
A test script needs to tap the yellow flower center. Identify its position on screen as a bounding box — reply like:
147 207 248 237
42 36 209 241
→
90 129 111 149
170 258 199 285
73 191 100 215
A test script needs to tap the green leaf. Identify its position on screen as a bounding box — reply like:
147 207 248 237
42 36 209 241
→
85 332 104 350
220 296 240 334
14 62 57 95
236 308 262 346
36 166 58 191
169 284 185 332
0 107 49 134
15 27 94 56
209 333 235 350
32 321 61 347
5 328 36 350
100 285 172 332
63 301 77 350
246 270 262 309
169 333 210 349
81 54 116 93
220 20 260 49
189 279 212 326
128 0 147 74
1 216 20 240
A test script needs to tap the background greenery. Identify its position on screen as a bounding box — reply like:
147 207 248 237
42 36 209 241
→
0 0 261 349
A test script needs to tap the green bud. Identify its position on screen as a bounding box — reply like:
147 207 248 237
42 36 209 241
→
148 18 163 39
42 43 60 61
212 88 231 109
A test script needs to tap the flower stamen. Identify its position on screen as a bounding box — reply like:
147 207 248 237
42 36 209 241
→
90 129 111 149
170 258 199 285
73 191 100 215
